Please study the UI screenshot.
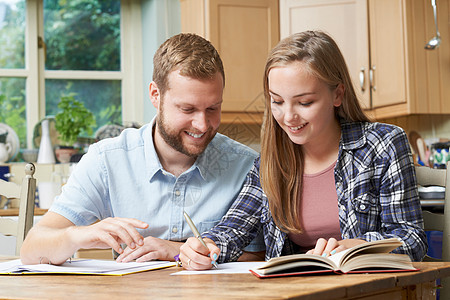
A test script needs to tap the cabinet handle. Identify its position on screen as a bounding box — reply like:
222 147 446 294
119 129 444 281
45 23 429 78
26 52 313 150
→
359 67 366 92
369 65 376 91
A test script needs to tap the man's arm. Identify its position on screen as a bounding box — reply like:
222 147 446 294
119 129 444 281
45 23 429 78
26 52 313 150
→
20 212 148 265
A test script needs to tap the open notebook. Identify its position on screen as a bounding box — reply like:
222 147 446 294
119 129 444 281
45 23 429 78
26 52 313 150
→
0 259 176 276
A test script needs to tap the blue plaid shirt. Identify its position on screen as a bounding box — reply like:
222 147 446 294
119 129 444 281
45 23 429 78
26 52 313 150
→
203 121 427 262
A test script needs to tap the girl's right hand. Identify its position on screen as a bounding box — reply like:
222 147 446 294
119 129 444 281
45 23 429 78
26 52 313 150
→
179 237 220 270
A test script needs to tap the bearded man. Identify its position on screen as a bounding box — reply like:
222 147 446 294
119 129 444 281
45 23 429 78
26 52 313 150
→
21 33 264 265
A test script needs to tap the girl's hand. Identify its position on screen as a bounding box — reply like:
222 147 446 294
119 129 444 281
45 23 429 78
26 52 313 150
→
306 238 366 257
179 237 220 270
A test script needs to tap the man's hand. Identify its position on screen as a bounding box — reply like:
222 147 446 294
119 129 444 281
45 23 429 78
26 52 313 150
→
20 212 149 265
115 237 182 262
67 217 149 256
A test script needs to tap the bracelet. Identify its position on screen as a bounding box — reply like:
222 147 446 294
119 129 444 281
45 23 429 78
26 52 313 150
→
174 254 182 267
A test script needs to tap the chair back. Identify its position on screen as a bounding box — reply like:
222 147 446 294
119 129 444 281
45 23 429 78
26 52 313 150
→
416 161 450 298
0 163 36 255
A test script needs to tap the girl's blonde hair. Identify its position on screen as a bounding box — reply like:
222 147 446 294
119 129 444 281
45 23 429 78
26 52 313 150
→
260 31 370 233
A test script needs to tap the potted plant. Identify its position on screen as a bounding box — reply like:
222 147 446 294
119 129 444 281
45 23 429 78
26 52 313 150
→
54 94 96 163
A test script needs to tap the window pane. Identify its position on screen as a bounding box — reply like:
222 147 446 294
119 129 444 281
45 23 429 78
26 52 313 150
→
43 0 121 71
45 79 122 137
0 0 26 69
0 77 26 149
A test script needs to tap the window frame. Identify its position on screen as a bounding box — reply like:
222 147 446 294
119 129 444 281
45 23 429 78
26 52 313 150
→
0 0 143 148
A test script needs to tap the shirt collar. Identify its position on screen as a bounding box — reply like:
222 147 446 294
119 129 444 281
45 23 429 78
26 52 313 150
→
340 119 367 150
145 116 165 181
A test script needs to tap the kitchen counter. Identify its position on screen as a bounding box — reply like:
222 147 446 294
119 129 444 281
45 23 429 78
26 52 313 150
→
0 208 47 216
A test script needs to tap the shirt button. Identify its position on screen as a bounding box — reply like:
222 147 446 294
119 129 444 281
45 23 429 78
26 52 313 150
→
342 206 346 211
360 204 366 210
344 233 349 239
175 190 181 196
172 227 178 233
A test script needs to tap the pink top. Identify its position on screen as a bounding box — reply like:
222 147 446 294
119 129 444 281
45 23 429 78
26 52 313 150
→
288 161 341 251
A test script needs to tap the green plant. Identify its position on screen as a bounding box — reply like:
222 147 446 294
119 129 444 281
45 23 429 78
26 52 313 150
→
54 94 96 146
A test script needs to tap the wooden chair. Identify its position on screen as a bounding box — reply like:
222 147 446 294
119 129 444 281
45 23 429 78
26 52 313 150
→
415 162 450 299
0 163 36 255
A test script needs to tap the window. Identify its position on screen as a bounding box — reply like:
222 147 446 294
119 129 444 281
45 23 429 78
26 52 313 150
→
0 0 27 150
0 0 143 156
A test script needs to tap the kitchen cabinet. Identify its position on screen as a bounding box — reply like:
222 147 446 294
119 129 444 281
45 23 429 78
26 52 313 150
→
368 0 407 111
280 0 450 119
280 0 371 108
180 0 279 124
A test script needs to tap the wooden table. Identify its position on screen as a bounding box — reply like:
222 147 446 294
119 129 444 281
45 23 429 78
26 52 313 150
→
0 259 449 299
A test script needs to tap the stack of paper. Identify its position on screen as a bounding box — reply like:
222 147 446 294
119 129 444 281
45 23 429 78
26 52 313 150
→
0 259 176 276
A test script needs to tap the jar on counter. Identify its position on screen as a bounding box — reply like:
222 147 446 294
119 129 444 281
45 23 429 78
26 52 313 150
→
430 142 450 169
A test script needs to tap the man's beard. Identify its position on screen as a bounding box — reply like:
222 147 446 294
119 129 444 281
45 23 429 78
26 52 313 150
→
156 110 216 158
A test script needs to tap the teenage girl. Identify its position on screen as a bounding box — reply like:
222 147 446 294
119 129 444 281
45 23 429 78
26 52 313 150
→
179 31 427 270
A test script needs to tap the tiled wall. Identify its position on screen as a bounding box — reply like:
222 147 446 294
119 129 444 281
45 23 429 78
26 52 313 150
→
379 114 450 145
218 123 262 153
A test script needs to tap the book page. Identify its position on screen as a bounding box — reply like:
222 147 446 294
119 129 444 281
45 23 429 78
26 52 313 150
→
337 238 403 267
253 254 338 275
339 253 414 273
327 248 350 266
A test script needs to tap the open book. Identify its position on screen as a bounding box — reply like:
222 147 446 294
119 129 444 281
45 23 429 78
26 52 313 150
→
250 238 417 278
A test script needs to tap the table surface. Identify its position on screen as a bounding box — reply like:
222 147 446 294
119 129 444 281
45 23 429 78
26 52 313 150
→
0 258 449 299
